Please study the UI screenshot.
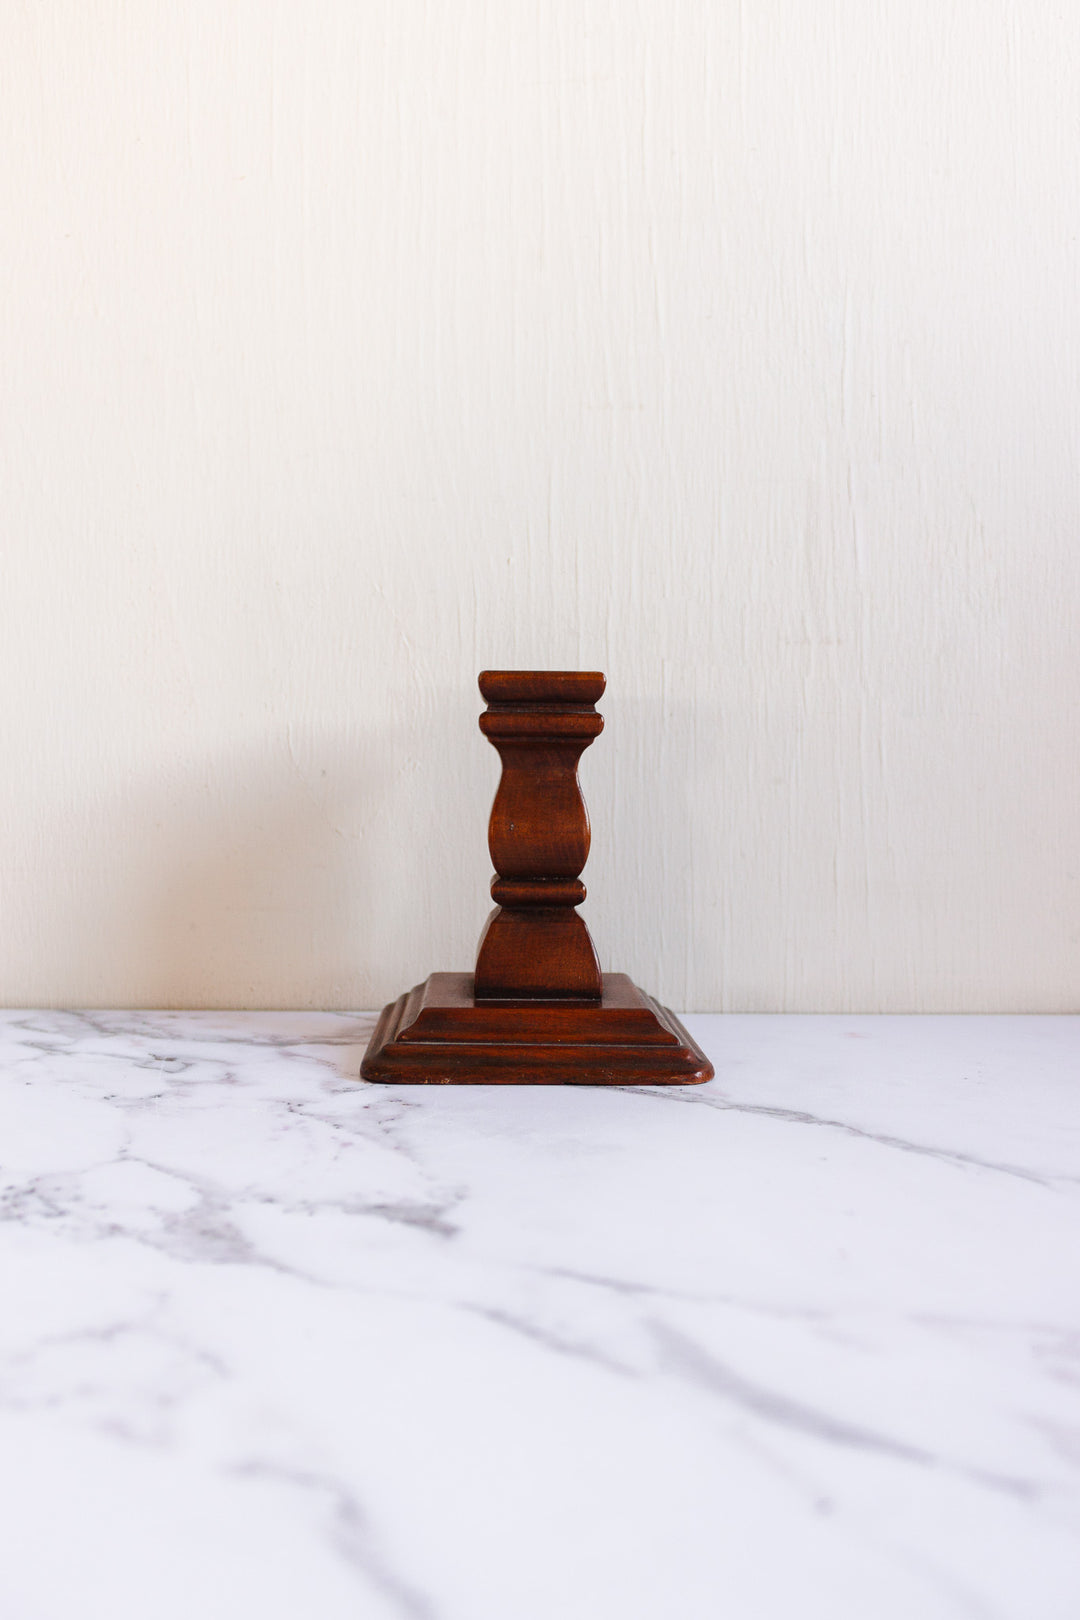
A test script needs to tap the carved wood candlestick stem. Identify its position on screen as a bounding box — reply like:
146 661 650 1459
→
361 671 713 1086
474 670 603 1000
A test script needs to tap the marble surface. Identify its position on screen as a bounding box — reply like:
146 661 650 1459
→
0 1011 1078 1620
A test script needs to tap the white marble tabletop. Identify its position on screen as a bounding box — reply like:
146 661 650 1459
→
0 1010 1078 1620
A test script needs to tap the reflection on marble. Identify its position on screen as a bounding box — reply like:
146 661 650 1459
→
0 1009 1078 1619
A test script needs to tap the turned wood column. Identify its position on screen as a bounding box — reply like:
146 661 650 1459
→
361 665 714 1084
473 670 605 1000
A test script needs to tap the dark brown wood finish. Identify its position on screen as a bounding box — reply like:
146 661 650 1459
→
475 669 604 999
360 670 714 1086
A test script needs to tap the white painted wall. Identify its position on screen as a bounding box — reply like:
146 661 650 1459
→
2 2 1078 1011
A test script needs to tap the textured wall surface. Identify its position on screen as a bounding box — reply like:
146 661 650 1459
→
2 3 1078 1011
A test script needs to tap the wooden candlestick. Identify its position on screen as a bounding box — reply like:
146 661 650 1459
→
474 669 603 999
361 671 713 1086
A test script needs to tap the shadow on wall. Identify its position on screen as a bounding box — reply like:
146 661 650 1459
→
21 693 494 1009
132 734 394 1009
129 729 406 1009
16 684 737 1010
19 727 389 1009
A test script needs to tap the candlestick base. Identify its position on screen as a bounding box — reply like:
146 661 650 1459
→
361 973 713 1086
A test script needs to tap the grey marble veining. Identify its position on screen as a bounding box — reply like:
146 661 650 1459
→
0 1010 1078 1619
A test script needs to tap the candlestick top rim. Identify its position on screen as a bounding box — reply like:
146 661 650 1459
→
479 670 605 706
